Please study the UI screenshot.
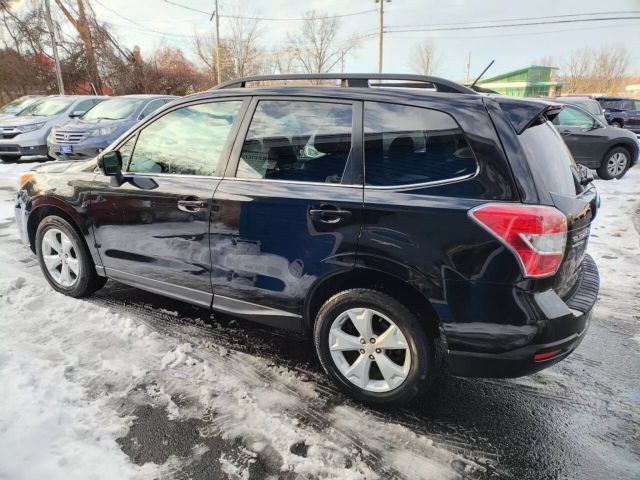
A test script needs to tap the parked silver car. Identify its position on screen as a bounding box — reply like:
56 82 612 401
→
0 95 107 161
48 95 177 161
0 95 46 122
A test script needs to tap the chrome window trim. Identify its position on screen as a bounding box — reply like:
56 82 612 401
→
220 176 362 188
123 171 224 181
363 169 479 191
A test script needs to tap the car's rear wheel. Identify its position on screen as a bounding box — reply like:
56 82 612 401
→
0 155 20 163
36 215 107 297
610 120 623 128
314 288 439 406
598 146 630 180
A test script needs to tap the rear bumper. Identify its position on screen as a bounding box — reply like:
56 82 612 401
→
447 254 599 378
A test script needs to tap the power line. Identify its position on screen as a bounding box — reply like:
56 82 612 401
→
385 15 640 34
162 0 377 21
93 0 197 38
388 10 640 29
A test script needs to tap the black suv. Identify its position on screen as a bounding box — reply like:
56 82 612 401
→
596 96 640 133
15 74 600 406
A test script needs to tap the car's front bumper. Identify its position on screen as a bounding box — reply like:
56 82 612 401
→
447 254 599 378
0 128 49 158
48 137 110 161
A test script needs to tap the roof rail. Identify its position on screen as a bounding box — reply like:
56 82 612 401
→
211 73 477 94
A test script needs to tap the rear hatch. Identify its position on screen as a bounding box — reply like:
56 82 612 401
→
517 118 598 297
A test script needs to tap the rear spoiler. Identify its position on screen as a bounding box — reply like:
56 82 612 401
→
485 96 563 134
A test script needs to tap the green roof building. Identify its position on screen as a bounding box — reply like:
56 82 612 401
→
478 65 565 97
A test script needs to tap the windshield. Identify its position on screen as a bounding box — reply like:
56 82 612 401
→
0 96 40 114
17 98 73 116
82 98 145 121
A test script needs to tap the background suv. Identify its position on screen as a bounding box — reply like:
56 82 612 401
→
596 96 640 132
0 95 107 161
48 95 177 161
550 102 639 179
15 74 600 406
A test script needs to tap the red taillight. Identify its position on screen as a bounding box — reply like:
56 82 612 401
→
533 349 563 362
470 204 567 278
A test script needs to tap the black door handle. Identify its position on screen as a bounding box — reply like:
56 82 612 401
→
178 197 207 212
561 129 572 135
309 205 352 224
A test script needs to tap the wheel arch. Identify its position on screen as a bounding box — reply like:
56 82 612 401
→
27 203 90 257
304 267 443 340
604 141 637 165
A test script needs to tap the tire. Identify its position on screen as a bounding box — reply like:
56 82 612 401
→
610 120 623 128
36 215 107 297
0 155 20 163
597 146 630 180
313 288 440 406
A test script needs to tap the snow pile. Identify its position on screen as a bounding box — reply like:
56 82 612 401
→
0 258 475 478
0 274 162 479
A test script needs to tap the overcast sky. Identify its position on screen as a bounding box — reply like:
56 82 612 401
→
81 0 640 80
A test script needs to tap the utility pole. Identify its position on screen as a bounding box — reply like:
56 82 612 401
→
376 0 390 73
210 0 221 85
44 0 65 94
465 51 471 84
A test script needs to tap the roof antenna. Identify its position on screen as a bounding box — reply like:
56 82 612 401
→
470 60 494 88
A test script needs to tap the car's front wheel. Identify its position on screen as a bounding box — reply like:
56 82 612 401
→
36 215 107 297
598 146 630 180
314 288 439 406
609 120 623 128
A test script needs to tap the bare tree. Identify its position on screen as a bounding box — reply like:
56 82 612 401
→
561 45 630 94
409 40 441 76
592 45 629 93
54 0 102 92
193 31 234 85
226 11 264 78
563 48 592 94
286 10 359 75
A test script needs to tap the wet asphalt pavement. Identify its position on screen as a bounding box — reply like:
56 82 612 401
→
87 276 639 480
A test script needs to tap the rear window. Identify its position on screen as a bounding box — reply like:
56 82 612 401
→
363 102 476 186
519 121 579 196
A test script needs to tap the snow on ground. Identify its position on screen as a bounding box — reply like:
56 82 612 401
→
0 160 638 479
0 161 473 479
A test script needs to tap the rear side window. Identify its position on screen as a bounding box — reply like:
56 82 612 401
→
519 121 578 196
236 100 353 184
363 102 476 186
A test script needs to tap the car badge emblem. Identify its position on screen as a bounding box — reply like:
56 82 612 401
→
63 133 70 141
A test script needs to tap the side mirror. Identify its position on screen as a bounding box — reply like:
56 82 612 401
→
98 150 122 176
69 110 84 118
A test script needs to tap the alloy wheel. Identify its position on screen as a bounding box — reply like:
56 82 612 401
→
606 152 627 177
41 228 80 287
328 307 411 392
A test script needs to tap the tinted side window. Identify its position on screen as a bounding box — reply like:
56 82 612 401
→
364 102 476 186
128 101 242 175
554 106 594 127
237 100 353 184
